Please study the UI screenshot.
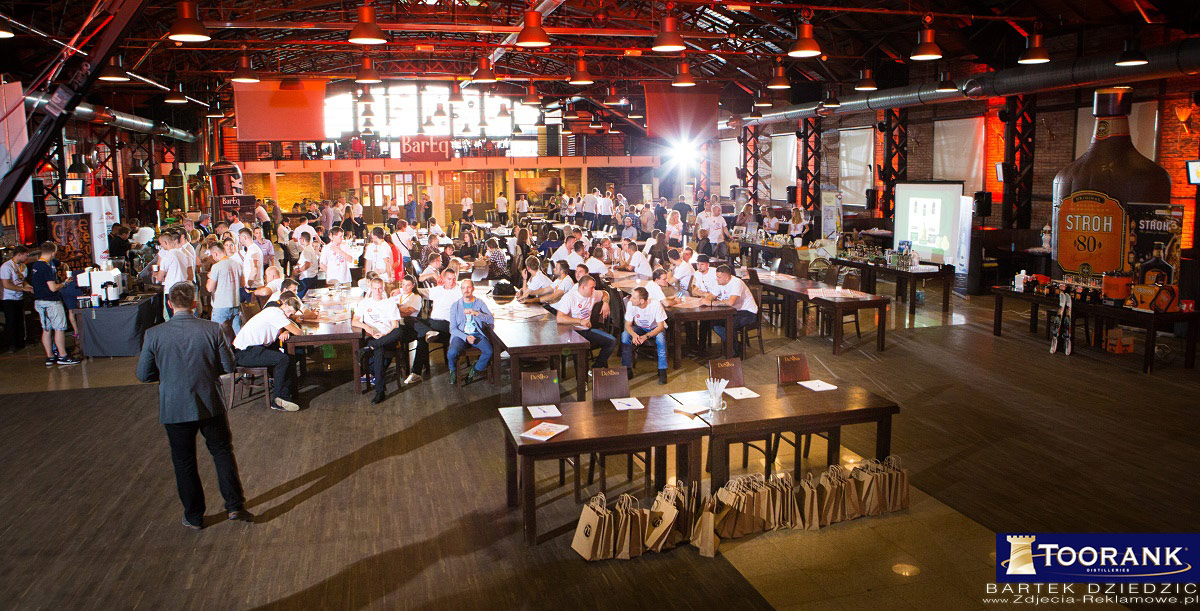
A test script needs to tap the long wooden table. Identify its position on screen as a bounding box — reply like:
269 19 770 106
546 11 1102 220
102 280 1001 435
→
498 395 708 544
491 319 593 403
697 383 900 491
606 274 736 368
809 294 890 356
285 319 366 393
991 286 1199 374
754 273 828 339
832 258 953 315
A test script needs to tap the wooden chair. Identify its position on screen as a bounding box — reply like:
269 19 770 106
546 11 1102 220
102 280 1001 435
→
587 367 652 497
748 269 783 328
356 333 410 394
822 264 839 286
740 284 767 356
836 274 863 338
707 358 773 475
220 320 271 411
769 354 819 461
520 371 584 502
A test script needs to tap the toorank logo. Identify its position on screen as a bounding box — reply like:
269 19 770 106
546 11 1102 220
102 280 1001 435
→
997 534 1200 583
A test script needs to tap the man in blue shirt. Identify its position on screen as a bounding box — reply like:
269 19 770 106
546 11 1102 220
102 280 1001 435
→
29 242 79 366
446 279 494 386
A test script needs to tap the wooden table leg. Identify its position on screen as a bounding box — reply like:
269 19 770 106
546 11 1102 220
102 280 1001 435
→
875 415 892 458
687 439 702 488
653 445 667 491
943 273 952 311
993 292 1004 336
877 303 887 351
510 356 522 403
786 294 798 339
521 455 536 545
574 349 587 401
1143 318 1157 374
1186 319 1197 369
351 338 363 394
792 430 802 482
826 427 841 466
710 437 730 493
723 314 734 358
670 322 681 370
1029 303 1039 334
505 440 518 508
832 307 844 356
908 276 918 316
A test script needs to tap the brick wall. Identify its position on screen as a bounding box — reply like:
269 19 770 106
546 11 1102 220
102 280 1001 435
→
1158 94 1198 249
242 172 323 205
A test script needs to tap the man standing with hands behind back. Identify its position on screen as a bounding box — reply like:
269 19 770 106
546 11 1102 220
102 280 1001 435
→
136 282 251 530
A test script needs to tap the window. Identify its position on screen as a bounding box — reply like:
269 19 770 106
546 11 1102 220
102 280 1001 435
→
770 133 796 203
838 128 874 205
933 117 984 195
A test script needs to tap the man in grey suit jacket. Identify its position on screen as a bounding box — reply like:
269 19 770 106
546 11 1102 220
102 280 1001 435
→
137 282 251 530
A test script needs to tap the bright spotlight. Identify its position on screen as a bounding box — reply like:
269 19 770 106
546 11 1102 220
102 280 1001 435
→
668 140 699 169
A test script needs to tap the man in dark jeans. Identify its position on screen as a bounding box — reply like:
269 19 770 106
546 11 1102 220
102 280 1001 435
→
136 282 252 530
553 274 616 368
1 245 32 352
705 265 759 359
232 293 304 412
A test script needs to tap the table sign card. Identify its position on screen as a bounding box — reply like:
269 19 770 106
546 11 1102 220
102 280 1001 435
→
674 404 710 416
521 421 569 442
798 380 838 392
724 387 760 400
527 405 562 418
610 397 645 411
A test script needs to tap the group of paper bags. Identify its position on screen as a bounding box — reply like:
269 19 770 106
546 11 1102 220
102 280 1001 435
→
816 457 910 526
574 481 716 561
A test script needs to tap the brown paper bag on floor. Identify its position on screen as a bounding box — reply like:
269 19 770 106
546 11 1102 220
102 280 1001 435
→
690 494 720 557
614 494 644 560
596 502 616 561
665 482 693 548
572 493 608 560
645 485 680 552
771 472 799 529
841 468 863 521
852 460 886 517
798 472 820 530
885 455 910 511
817 466 844 526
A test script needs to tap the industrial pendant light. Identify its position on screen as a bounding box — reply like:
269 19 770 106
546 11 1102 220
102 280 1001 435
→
164 83 188 104
672 62 696 87
608 124 619 134
626 104 643 119
497 104 510 118
417 122 425 135
935 71 957 93
230 54 260 83
363 117 375 128
128 160 148 177
854 69 877 91
568 56 594 85
1115 39 1148 67
1018 33 1050 64
355 57 382 84
472 57 497 83
589 114 604 129
766 64 790 90
363 127 374 136
516 10 551 48
461 123 471 134
746 107 763 120
603 86 627 105
522 85 540 105
423 115 434 127
348 3 388 45
753 91 773 107
361 104 375 117
787 22 821 58
910 22 942 61
433 103 446 118
98 56 131 82
168 1 210 43
205 101 225 118
559 123 570 135
822 85 841 108
563 104 580 120
67 154 90 175
359 87 375 104
0 20 13 38
448 82 465 103
652 16 686 53
479 115 489 128
535 113 546 127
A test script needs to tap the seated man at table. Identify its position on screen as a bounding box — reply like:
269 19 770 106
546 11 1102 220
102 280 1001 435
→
704 265 758 359
616 240 654 276
667 248 693 293
645 268 681 308
620 216 638 241
417 252 444 286
232 293 303 411
554 274 615 369
414 267 461 348
567 239 587 270
689 254 717 297
537 230 561 258
352 277 405 404
621 286 668 384
265 278 300 305
446 279 494 386
585 247 609 275
389 275 426 387
550 234 577 265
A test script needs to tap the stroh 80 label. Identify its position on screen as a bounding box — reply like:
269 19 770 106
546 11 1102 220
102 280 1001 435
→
1056 190 1126 275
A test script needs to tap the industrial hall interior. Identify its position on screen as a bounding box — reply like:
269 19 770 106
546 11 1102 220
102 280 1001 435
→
0 0 1198 609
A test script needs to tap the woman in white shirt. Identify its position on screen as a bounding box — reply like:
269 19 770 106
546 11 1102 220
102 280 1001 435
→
363 227 394 282
789 208 805 237
666 210 684 248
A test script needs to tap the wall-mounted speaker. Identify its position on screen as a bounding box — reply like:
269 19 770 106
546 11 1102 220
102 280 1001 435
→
973 191 992 217
865 188 878 211
786 185 797 204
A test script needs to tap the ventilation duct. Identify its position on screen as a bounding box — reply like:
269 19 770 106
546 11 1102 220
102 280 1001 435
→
24 92 196 142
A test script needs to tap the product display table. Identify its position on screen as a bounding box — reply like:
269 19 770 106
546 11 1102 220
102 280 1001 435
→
78 295 161 357
831 258 954 315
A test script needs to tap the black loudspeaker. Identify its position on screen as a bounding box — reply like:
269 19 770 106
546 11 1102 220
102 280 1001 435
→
786 185 797 204
865 188 878 211
973 191 992 217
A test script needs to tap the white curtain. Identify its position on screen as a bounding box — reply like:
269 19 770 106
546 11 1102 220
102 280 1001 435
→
933 117 985 195
770 133 796 203
1074 101 1158 161
838 128 874 205
719 138 740 197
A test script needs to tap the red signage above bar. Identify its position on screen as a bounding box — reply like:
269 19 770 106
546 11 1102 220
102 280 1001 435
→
398 135 453 161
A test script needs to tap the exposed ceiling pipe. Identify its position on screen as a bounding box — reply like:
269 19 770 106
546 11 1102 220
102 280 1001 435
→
740 38 1200 127
24 92 196 142
204 20 735 40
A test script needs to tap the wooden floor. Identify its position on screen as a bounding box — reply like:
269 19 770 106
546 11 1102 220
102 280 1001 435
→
0 284 1195 609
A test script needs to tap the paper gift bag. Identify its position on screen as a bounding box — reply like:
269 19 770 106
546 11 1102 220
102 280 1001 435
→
841 469 863 521
885 455 910 511
817 467 844 526
645 486 680 552
798 472 820 530
771 472 799 529
852 461 886 517
572 493 608 561
614 494 644 560
596 497 616 561
690 495 720 558
666 482 695 548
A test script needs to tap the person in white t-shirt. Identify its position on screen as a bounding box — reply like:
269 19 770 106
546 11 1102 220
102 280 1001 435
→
621 286 669 384
427 218 446 237
645 268 681 307
319 227 353 286
584 247 609 275
550 235 576 264
352 276 405 403
517 256 556 304
553 274 615 369
596 191 614 229
237 228 264 291
581 189 598 228
460 196 474 222
566 240 587 270
363 227 394 282
516 195 529 222
495 192 509 226
232 293 303 411
293 233 319 297
293 219 316 244
228 214 246 238
689 254 718 297
705 265 758 358
667 249 694 292
413 267 461 351
205 242 243 332
619 241 653 276
154 232 188 297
